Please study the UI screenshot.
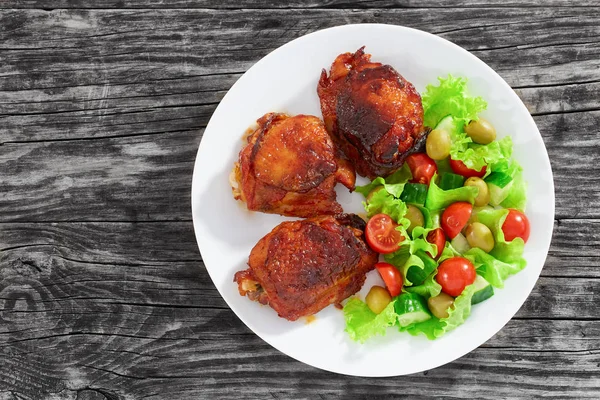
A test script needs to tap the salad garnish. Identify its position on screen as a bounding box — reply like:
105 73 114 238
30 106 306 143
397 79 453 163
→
344 74 530 342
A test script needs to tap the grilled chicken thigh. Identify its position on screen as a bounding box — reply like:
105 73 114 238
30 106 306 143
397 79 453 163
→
234 214 378 321
232 113 355 217
318 47 428 179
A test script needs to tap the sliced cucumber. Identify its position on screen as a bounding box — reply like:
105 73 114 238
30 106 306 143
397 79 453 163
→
485 171 513 188
450 232 471 254
400 183 428 205
487 180 514 206
439 172 465 191
485 171 514 206
434 115 456 132
394 293 432 327
471 275 494 305
406 250 438 286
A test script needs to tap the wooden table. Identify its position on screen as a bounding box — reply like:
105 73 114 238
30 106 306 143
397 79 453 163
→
1 1 599 398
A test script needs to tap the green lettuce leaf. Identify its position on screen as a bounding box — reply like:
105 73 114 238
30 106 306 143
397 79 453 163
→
355 164 412 198
410 226 439 256
363 189 408 223
422 74 487 129
405 272 442 299
465 248 526 289
451 136 514 173
401 283 477 339
425 173 479 210
343 298 398 343
384 245 411 267
399 254 426 287
384 227 438 286
500 169 527 211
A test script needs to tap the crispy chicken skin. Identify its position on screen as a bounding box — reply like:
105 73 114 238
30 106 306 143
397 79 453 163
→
318 47 428 179
234 214 378 321
232 113 356 218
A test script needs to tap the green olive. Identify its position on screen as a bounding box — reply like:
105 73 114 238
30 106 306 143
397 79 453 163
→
366 186 384 203
465 118 496 144
426 128 451 160
427 292 455 319
464 177 490 207
405 204 424 235
366 286 392 314
465 222 495 252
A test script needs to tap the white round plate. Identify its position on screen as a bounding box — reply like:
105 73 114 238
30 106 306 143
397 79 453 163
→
191 24 554 377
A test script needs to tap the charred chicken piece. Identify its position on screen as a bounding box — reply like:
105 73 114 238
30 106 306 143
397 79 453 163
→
232 113 355 218
234 214 378 321
318 47 428 179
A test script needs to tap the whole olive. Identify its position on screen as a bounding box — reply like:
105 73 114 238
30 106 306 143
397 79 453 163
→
464 177 490 207
426 128 452 160
465 118 496 144
465 222 495 253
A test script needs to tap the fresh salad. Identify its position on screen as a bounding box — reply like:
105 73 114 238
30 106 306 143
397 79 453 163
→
344 75 530 342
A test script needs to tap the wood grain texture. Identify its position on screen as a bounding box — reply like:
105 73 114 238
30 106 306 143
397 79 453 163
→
3 0 599 9
1 1 599 399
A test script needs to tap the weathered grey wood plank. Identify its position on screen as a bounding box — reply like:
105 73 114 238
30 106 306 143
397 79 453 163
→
3 0 599 9
0 131 200 222
2 341 599 399
1 8 599 91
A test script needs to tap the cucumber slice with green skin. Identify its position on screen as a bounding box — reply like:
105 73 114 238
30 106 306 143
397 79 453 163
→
400 183 428 205
485 171 513 188
434 115 456 132
394 292 432 327
406 250 438 286
471 275 494 305
487 180 514 206
439 172 465 190
485 171 514 206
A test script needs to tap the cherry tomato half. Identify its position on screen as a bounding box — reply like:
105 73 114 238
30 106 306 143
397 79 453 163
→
406 153 438 185
436 257 476 297
426 228 447 260
449 158 487 178
441 202 473 239
365 213 404 254
375 262 403 297
502 209 531 243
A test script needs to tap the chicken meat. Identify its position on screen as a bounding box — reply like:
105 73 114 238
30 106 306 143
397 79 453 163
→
234 214 378 321
318 47 429 179
232 113 355 218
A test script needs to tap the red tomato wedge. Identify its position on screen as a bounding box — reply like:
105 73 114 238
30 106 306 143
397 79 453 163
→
426 228 447 260
365 213 404 254
375 262 403 297
406 153 437 185
436 257 476 297
502 209 531 243
441 202 473 239
449 158 486 178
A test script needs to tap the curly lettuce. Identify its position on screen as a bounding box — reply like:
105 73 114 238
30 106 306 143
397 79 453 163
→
343 298 398 343
422 75 519 174
425 173 479 210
